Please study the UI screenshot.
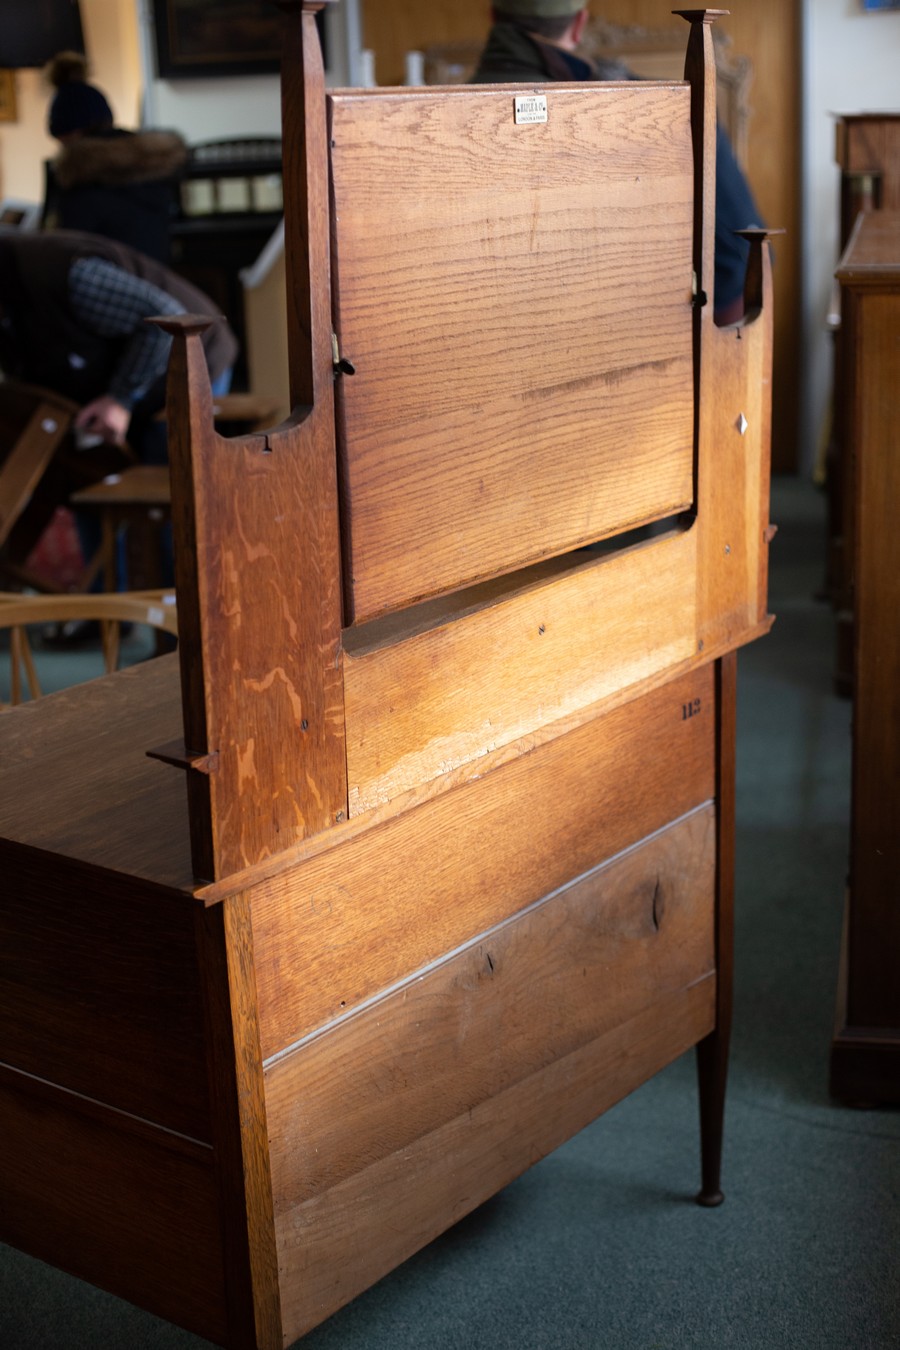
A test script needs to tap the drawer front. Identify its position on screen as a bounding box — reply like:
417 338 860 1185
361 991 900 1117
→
266 804 716 1337
0 1069 225 1344
252 664 716 1059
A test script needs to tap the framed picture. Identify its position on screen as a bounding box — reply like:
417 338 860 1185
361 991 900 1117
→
861 0 900 9
152 1 325 79
0 69 16 123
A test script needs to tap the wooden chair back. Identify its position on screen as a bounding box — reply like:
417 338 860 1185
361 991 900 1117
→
0 382 79 555
0 380 132 591
0 589 177 706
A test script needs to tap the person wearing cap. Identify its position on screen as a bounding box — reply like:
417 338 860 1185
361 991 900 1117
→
44 52 187 264
471 2 764 325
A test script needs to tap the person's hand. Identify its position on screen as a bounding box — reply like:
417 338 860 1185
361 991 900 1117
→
75 395 131 446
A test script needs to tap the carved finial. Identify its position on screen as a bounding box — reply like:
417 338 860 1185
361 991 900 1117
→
672 9 730 23
146 313 219 339
273 1 333 12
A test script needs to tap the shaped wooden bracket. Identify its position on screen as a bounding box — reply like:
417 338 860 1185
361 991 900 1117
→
143 8 346 886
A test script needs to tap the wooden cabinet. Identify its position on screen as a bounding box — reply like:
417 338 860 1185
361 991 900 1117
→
0 8 776 1347
826 114 900 693
835 114 900 249
830 210 900 1105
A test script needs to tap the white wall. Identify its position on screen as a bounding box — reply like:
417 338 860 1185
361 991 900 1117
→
802 0 900 472
137 0 358 137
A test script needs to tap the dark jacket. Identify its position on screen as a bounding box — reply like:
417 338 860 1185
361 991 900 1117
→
470 22 762 314
0 230 237 416
45 128 188 263
471 21 630 84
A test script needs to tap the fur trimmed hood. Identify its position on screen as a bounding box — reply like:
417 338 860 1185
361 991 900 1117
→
53 129 188 190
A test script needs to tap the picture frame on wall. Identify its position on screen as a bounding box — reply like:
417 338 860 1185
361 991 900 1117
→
0 69 17 122
152 0 326 79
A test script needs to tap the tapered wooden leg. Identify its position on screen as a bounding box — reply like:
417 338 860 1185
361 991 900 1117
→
696 652 737 1207
696 1029 728 1206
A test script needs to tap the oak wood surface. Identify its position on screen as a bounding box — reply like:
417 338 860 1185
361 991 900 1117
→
156 0 346 884
0 848 209 1135
343 524 697 811
251 666 715 1060
162 323 346 883
266 803 715 1200
195 896 283 1349
0 1065 226 1343
266 806 715 1335
361 0 801 474
696 239 776 648
272 978 714 1340
330 82 694 622
0 655 192 887
0 11 777 1345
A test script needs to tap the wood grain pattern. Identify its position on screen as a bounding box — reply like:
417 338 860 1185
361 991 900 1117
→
251 667 715 1060
266 803 715 1200
162 323 345 883
842 223 900 1031
360 0 802 474
696 235 776 649
0 655 191 888
0 849 209 1136
0 13 776 1344
195 896 283 1349
271 977 715 1340
344 524 697 810
0 1066 226 1344
330 83 694 621
154 4 347 883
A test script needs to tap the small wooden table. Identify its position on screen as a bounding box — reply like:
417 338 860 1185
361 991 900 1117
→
70 397 280 591
71 465 172 592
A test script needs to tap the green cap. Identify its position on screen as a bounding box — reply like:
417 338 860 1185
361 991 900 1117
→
498 0 585 16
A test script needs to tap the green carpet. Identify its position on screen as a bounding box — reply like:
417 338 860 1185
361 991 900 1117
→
2 477 897 1349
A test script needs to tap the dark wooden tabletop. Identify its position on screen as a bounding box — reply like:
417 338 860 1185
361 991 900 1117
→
0 655 194 893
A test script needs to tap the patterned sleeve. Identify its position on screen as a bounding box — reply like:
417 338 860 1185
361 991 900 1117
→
68 256 185 408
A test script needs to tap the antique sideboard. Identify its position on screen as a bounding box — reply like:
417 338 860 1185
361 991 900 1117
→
0 6 775 1346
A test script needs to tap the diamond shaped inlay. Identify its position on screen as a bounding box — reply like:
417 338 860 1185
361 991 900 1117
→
737 413 749 436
